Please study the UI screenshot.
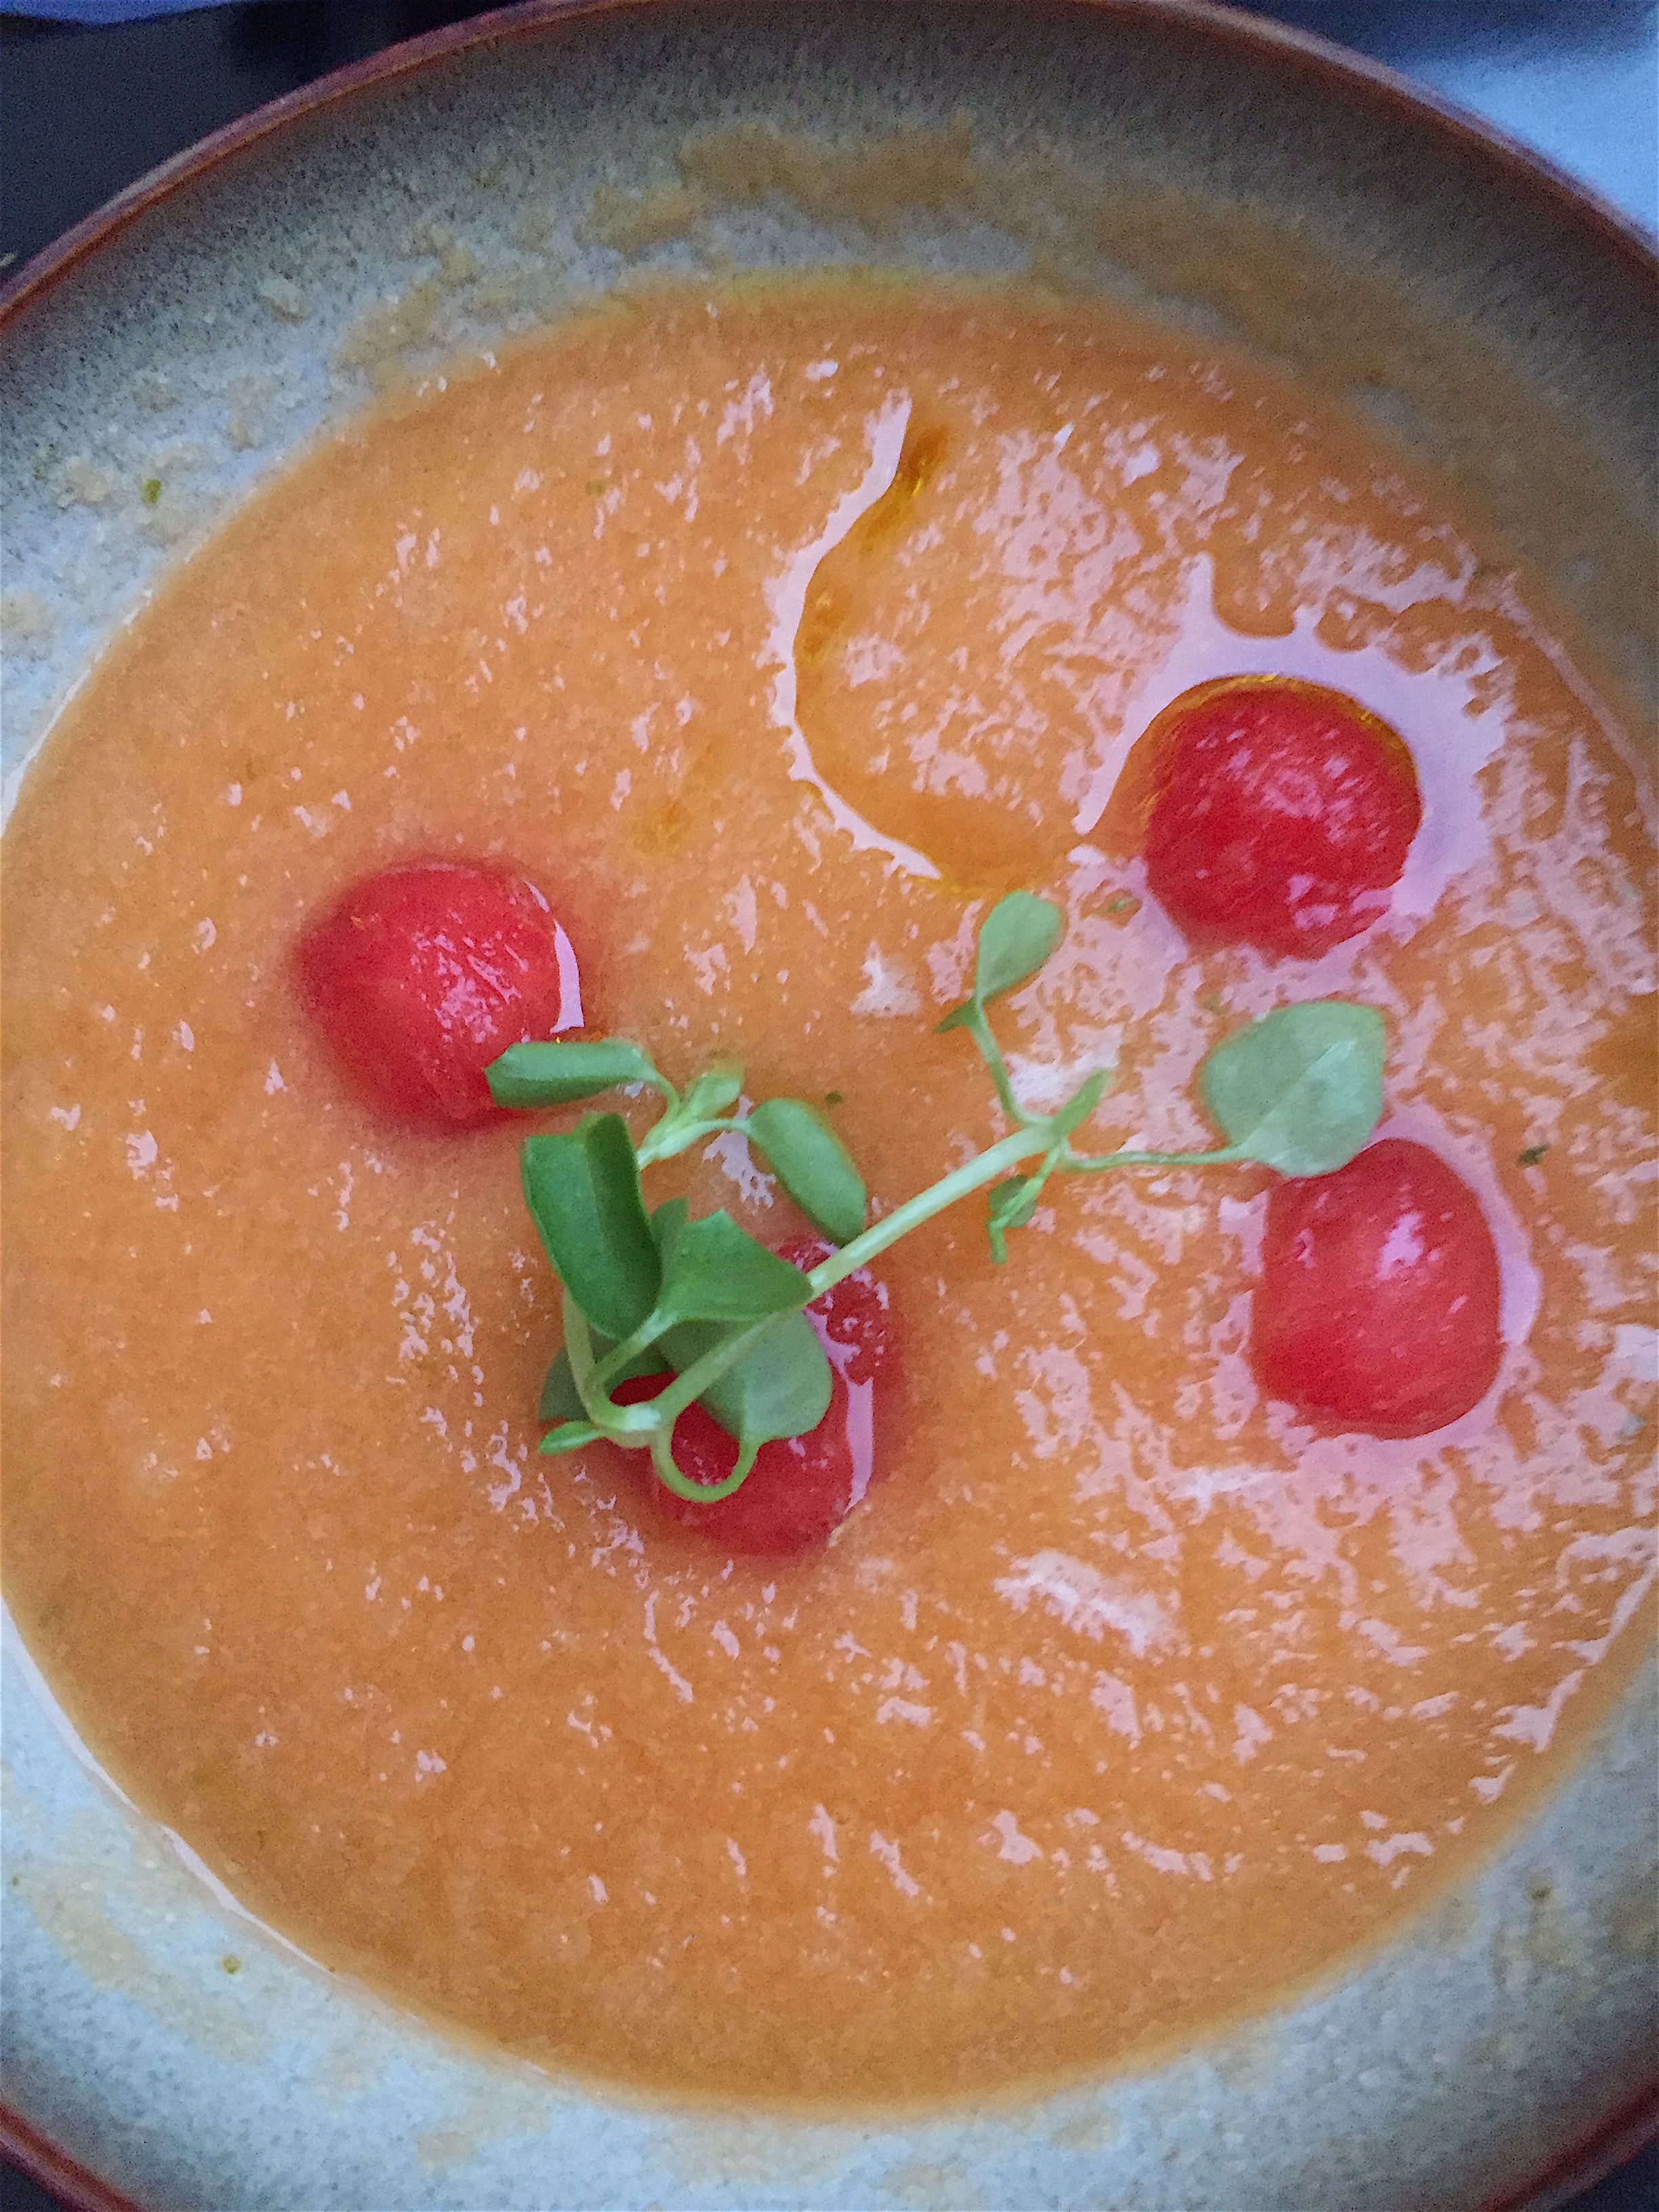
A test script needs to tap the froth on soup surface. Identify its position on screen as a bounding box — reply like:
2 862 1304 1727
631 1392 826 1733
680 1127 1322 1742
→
4 280 1654 2106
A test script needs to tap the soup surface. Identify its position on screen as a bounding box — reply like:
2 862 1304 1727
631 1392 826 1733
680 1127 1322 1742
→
4 280 1654 2106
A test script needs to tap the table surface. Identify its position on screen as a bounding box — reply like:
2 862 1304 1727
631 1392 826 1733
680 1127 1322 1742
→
0 5 1654 2211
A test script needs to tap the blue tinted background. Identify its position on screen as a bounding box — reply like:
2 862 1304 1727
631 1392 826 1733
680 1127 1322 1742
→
1248 0 1657 226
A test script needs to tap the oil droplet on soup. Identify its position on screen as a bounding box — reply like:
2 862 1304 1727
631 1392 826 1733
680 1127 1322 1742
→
3 281 1654 2106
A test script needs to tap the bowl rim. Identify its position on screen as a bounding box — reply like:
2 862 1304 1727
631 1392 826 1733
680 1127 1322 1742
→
0 2104 146 2212
1 3 1654 2207
1 0 1654 337
4 2016 1656 2209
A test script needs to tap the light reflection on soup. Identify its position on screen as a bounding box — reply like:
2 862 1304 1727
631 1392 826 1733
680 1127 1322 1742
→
3 280 1654 2106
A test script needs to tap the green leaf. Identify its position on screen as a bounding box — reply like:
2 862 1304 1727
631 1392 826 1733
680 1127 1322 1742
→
1200 1000 1386 1176
520 1115 660 1340
974 892 1065 1006
747 1098 867 1244
681 1063 744 1119
985 1172 1040 1264
539 1338 668 1422
539 1420 606 1455
987 1174 1041 1231
651 1210 813 1330
1049 1069 1109 1142
488 1038 659 1109
651 1196 689 1273
937 893 1065 1032
664 1311 833 1459
539 1348 588 1423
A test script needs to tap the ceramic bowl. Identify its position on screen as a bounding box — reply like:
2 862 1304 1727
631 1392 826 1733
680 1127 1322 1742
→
2 5 1654 2206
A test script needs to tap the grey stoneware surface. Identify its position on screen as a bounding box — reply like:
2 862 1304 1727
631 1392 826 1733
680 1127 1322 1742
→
3 5 1655 2207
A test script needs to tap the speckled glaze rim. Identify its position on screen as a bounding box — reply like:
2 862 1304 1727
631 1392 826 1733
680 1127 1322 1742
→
2 5 1655 2209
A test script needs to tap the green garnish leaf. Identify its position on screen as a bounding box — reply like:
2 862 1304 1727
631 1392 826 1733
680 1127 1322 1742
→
140 476 162 506
1049 1069 1109 1143
539 1338 668 1422
539 1348 588 1424
651 1195 689 1273
974 891 1066 1006
747 1097 867 1244
937 891 1065 1030
1518 1143 1550 1166
651 1209 814 1329
824 1090 844 1107
540 1419 607 1454
488 1038 659 1108
521 1114 660 1340
987 1175 1040 1229
985 1172 1040 1263
680 1063 744 1119
1200 1000 1385 1176
665 1310 833 1461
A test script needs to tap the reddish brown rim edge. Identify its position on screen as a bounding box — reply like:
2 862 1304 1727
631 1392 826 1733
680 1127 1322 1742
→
0 3 1653 2208
0 0 1654 329
1482 2082 1658 2212
0 2106 146 2212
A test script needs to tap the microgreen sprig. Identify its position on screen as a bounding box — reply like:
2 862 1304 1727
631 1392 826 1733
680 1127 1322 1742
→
488 893 1387 1496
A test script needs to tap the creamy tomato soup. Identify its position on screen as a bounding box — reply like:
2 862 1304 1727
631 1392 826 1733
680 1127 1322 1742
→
4 281 1654 2106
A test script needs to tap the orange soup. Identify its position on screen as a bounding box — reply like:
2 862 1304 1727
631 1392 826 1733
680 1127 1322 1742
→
3 281 1654 2106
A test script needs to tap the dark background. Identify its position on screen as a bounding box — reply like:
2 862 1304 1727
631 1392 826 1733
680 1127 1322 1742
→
1 4 1654 2209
